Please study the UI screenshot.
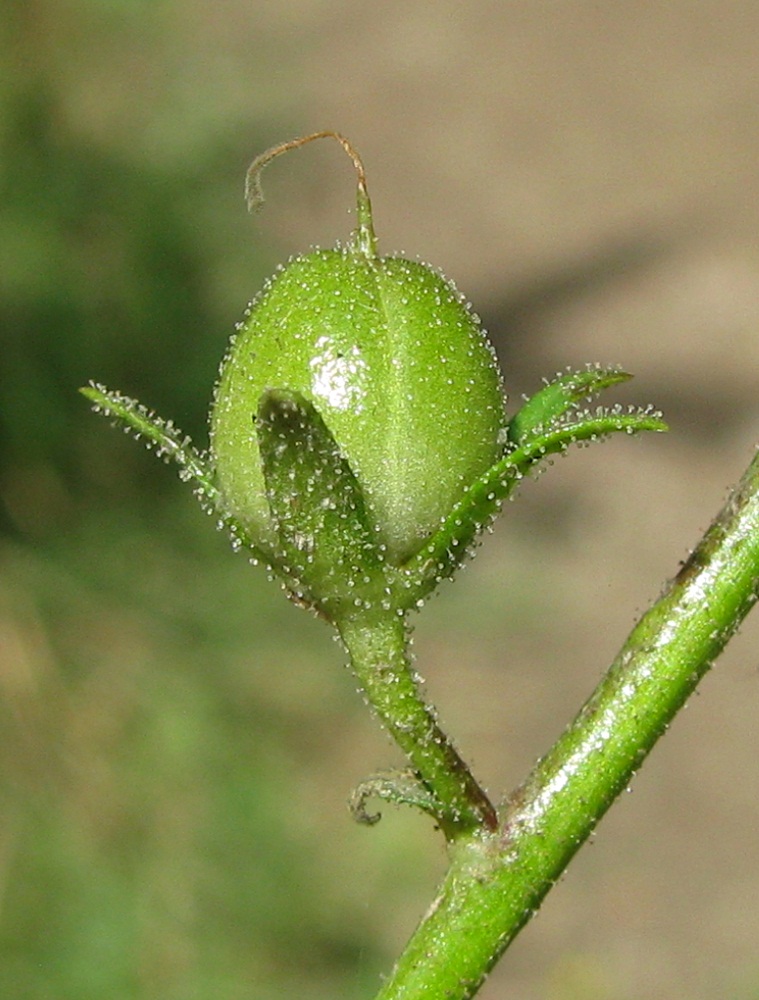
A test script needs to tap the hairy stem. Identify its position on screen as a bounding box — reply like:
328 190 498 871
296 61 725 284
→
374 446 759 999
339 613 497 838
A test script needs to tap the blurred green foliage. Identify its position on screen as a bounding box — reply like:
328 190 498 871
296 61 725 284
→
0 4 435 996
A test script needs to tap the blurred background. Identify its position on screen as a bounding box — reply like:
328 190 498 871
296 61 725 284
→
3 2 759 998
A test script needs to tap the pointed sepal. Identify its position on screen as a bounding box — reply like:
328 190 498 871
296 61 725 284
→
80 383 217 496
80 383 279 566
507 365 631 447
394 403 667 610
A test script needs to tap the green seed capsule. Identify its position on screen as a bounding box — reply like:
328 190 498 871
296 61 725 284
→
210 133 506 567
83 133 665 615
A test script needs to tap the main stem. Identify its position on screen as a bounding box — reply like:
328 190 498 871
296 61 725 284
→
373 446 759 1000
339 613 497 838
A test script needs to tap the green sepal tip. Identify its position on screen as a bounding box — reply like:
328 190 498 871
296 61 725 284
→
79 382 275 568
507 365 632 447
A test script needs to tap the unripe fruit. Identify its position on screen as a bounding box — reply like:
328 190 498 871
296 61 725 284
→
212 252 504 565
83 133 665 617
210 133 505 566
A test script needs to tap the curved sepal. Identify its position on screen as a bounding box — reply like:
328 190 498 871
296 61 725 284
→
81 383 217 497
256 389 385 618
507 365 631 447
394 404 667 610
349 769 447 827
80 383 277 567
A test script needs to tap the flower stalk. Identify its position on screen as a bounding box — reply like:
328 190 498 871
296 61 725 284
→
339 612 498 838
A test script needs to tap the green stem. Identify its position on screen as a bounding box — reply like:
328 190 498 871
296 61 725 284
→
374 446 759 999
339 613 497 838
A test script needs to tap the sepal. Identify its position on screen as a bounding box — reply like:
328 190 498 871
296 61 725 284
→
393 401 667 610
256 389 385 618
79 383 276 566
81 383 216 496
507 365 631 447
